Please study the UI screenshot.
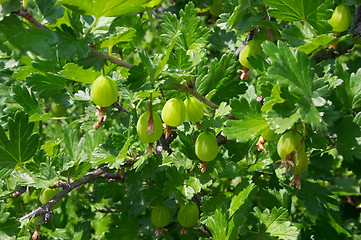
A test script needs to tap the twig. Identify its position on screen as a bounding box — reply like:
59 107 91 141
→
235 29 256 57
13 8 49 30
89 48 134 69
112 101 129 113
170 82 219 109
18 166 123 222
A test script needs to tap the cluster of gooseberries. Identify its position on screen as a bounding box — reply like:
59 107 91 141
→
135 95 218 171
151 201 199 236
257 124 309 189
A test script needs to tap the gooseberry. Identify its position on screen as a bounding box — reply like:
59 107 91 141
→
195 131 218 162
151 205 172 229
137 111 163 143
184 96 204 123
161 98 186 127
239 39 264 69
50 103 67 117
90 75 118 107
39 188 62 209
277 130 308 189
277 130 302 160
329 4 352 33
292 142 308 175
177 202 199 234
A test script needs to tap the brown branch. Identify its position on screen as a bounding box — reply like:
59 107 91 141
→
112 101 129 113
170 82 219 109
13 8 49 30
0 186 27 200
89 48 134 69
235 29 256 57
18 166 123 222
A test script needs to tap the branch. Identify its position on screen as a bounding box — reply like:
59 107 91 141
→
235 29 256 57
90 48 134 69
18 166 123 222
112 101 130 114
13 8 49 30
170 82 219 109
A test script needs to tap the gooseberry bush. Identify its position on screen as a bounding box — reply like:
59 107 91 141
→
0 0 361 239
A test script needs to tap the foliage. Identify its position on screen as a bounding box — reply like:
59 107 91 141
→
0 0 360 239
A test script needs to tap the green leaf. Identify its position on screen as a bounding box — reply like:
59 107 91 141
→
11 83 51 121
229 183 257 216
262 0 318 21
59 63 101 84
266 110 301 134
0 111 39 179
298 34 336 54
25 73 69 98
348 68 361 110
224 1 251 30
253 207 300 240
215 102 231 118
179 2 210 52
168 49 192 70
298 180 339 215
109 136 133 168
125 64 148 90
196 53 238 97
153 28 179 81
105 213 139 240
0 201 20 239
58 0 151 18
0 15 58 59
223 98 268 142
100 27 136 48
261 0 332 33
206 207 229 240
182 176 201 200
56 25 91 60
160 12 180 46
36 0 65 25
331 177 361 196
263 41 326 131
336 116 361 164
261 84 285 112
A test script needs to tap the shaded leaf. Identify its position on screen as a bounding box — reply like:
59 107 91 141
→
36 0 65 25
56 25 91 60
0 111 39 179
26 73 69 98
11 83 51 121
0 15 57 59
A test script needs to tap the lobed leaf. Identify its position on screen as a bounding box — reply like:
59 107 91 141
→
0 111 39 179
